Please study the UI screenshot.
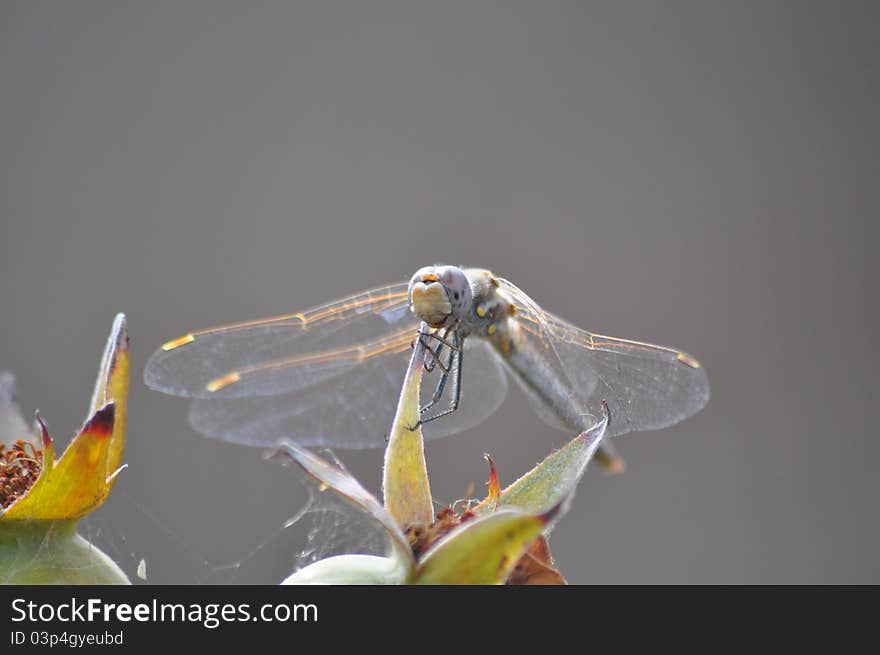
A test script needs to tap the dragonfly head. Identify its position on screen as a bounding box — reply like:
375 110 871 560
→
408 265 473 329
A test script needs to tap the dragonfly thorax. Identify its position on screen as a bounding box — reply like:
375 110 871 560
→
460 268 516 340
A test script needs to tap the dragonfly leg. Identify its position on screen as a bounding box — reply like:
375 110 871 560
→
416 328 463 426
419 327 458 413
410 329 440 369
423 342 440 372
424 330 462 352
420 346 455 414
420 326 460 373
420 336 451 374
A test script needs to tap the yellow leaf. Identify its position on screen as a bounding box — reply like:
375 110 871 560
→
88 313 129 484
382 326 433 528
3 404 116 520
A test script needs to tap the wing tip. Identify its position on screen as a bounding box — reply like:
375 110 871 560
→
676 352 702 369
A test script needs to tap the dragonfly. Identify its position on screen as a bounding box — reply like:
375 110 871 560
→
144 265 709 471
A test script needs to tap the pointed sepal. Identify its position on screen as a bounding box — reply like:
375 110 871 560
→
382 325 434 528
473 406 608 517
2 404 116 520
88 313 129 484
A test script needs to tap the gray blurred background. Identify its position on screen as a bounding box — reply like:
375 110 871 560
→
1 1 876 583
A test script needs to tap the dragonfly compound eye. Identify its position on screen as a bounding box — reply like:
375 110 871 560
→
435 265 473 315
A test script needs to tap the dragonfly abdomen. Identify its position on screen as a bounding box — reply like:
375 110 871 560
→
486 318 625 472
490 323 586 432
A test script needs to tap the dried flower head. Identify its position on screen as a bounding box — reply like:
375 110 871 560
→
0 314 131 584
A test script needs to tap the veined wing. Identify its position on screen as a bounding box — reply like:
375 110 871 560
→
145 280 509 448
186 337 509 449
497 278 710 438
144 283 414 399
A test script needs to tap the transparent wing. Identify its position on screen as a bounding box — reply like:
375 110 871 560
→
144 283 414 399
186 337 508 449
497 278 710 438
146 279 510 449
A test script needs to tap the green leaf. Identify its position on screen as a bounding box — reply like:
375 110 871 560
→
411 506 558 585
473 408 608 516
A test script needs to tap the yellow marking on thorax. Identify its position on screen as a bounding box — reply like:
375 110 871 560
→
206 371 241 392
491 315 518 354
161 334 195 351
676 352 702 368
